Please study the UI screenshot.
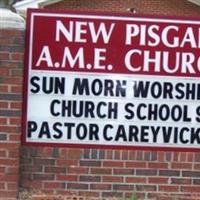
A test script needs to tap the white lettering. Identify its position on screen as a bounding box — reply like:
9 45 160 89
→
89 22 115 44
75 21 87 42
125 24 139 45
61 47 85 68
125 49 142 71
180 27 197 48
143 51 161 72
36 46 53 67
94 48 107 69
162 26 179 47
56 20 73 42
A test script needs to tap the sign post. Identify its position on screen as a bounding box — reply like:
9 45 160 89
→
22 9 200 151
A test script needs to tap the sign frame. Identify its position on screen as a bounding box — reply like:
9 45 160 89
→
22 9 200 151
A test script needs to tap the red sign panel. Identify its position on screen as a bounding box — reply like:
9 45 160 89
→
22 9 200 151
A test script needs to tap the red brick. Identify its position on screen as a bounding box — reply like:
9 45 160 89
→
56 174 78 181
126 177 146 183
35 148 53 157
171 178 192 185
0 191 17 198
181 186 200 193
171 162 192 169
11 52 24 60
0 174 18 182
186 153 194 162
158 152 165 161
136 184 157 191
1 77 22 84
193 163 200 170
121 150 129 160
0 149 7 156
105 150 114 159
148 177 169 184
103 160 124 167
193 179 200 185
0 117 8 124
0 85 9 92
44 182 65 189
159 185 179 192
136 169 157 176
21 180 43 189
148 162 168 169
128 151 136 160
11 69 23 77
33 173 55 180
0 52 9 60
8 149 20 158
9 117 21 125
34 158 55 165
173 152 181 161
102 175 124 183
0 158 18 166
0 182 5 189
182 171 200 177
65 148 83 159
0 143 19 148
91 168 112 175
179 153 187 162
79 175 101 182
114 168 134 175
44 166 66 173
0 102 9 109
0 125 19 133
0 38 12 45
80 160 101 167
21 165 43 173
7 182 18 190
159 170 180 177
10 102 22 109
91 183 111 190
126 161 147 168
0 68 9 76
67 182 88 190
6 166 19 174
56 159 78 166
68 166 89 174
113 184 134 191
11 85 22 93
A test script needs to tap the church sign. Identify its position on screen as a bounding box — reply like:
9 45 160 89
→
22 9 200 151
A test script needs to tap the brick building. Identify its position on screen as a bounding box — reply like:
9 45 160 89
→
2 0 200 200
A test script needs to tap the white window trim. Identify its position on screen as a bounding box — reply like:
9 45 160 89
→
13 0 62 18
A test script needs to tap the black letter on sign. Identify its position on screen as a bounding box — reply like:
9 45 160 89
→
124 103 134 120
72 78 89 95
53 122 63 139
196 106 200 122
28 121 37 138
30 76 40 93
38 121 51 139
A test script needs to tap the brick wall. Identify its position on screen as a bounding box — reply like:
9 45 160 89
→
0 29 24 199
1 0 200 200
20 147 200 200
46 0 200 16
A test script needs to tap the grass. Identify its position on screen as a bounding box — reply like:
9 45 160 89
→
125 194 139 200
